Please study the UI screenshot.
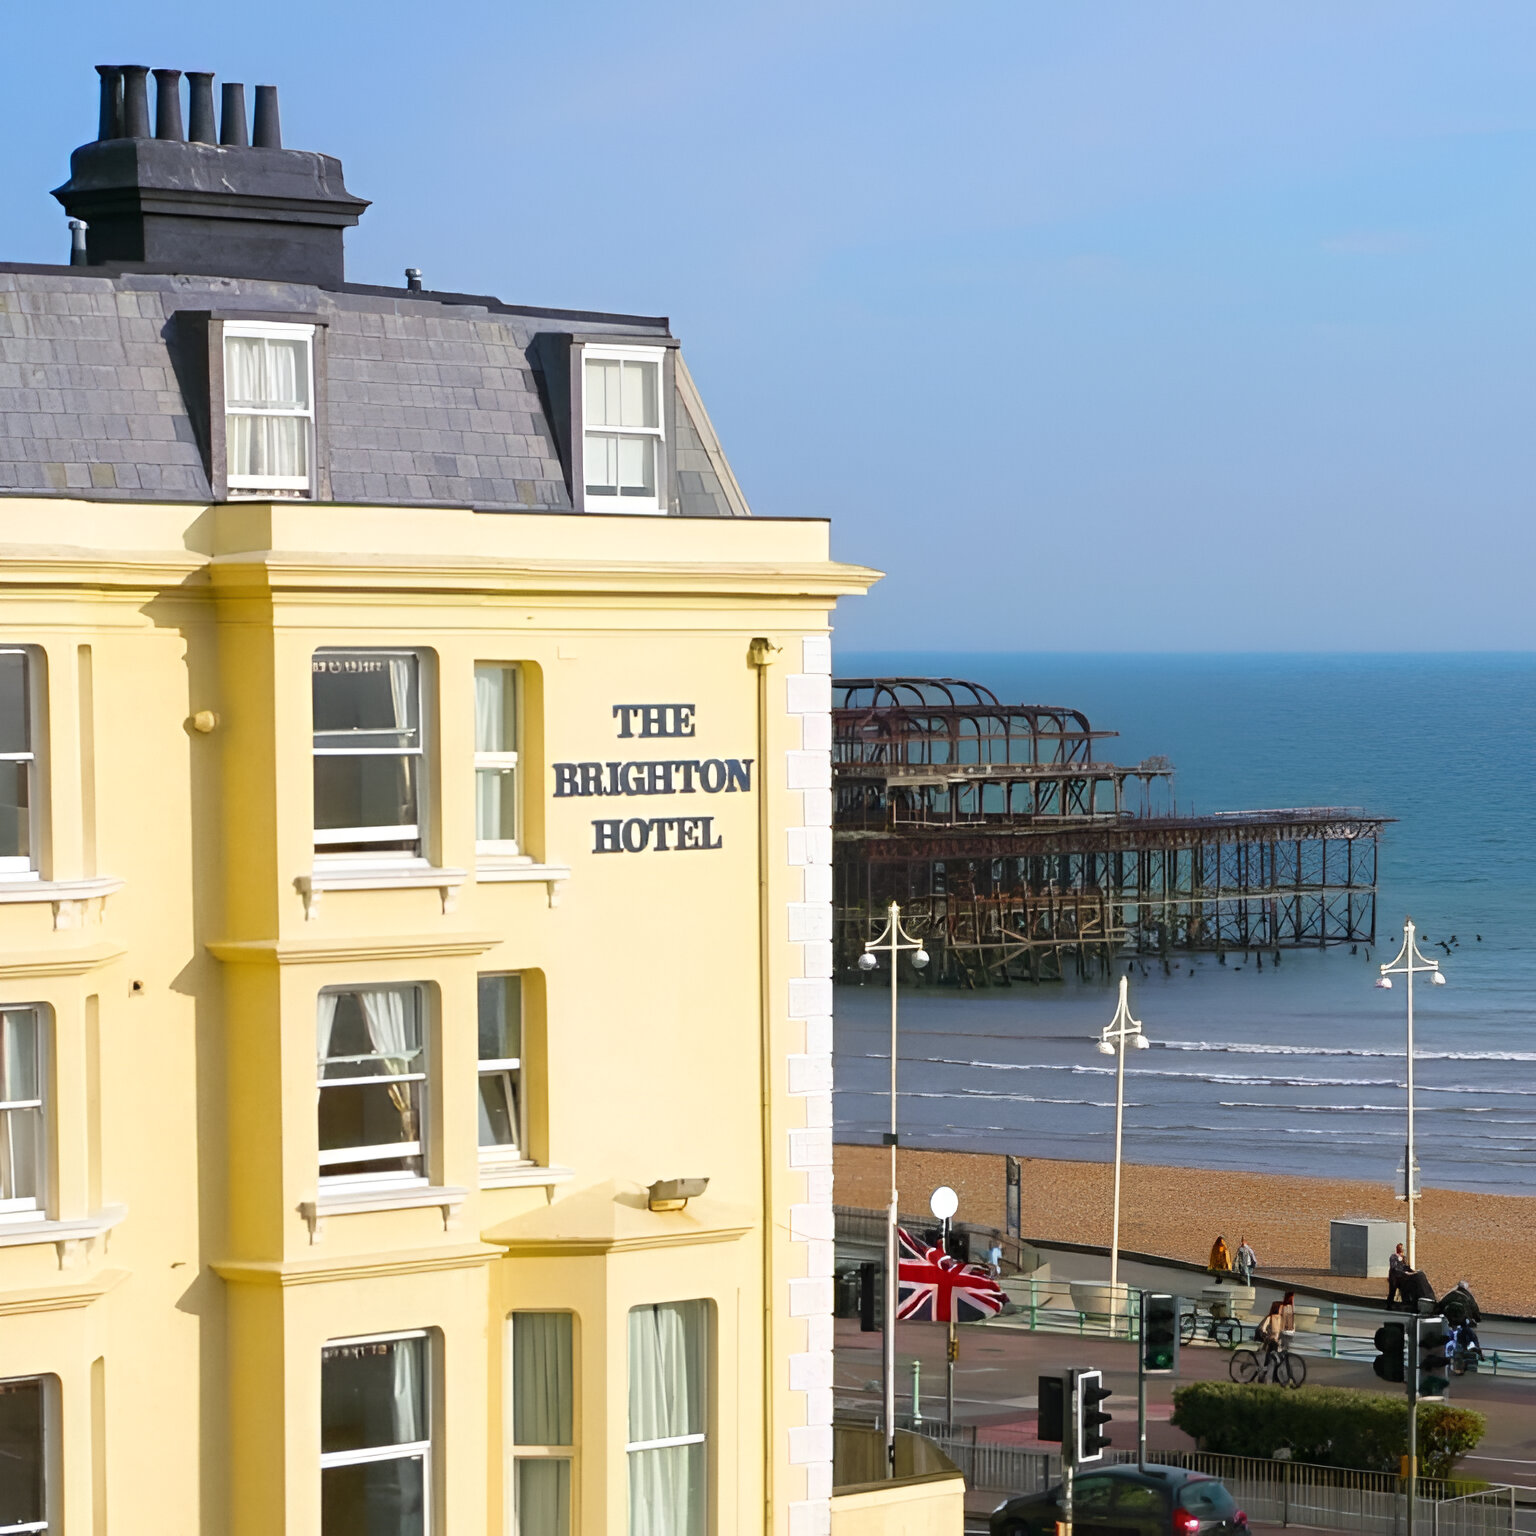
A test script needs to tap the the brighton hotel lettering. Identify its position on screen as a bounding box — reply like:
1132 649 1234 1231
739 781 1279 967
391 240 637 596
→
556 704 752 855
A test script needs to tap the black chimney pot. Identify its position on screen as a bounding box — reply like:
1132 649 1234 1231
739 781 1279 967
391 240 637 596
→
95 65 123 141
153 69 184 141
121 66 151 139
252 85 282 149
186 73 216 144
220 82 248 147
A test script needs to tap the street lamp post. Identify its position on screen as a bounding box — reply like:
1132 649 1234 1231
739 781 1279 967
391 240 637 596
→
859 901 930 1475
1375 916 1446 1271
1097 975 1150 1318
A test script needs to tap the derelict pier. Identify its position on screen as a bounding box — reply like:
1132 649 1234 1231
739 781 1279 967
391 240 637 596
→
833 677 1386 985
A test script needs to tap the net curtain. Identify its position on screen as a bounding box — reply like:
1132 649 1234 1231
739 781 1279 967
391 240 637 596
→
316 989 420 1139
627 1301 707 1536
226 334 308 479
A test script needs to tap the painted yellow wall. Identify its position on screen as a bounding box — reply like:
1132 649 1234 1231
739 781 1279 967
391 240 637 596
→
0 498 962 1535
829 1478 968 1536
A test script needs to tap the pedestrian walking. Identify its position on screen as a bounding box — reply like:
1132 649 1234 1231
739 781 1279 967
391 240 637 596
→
987 1239 1003 1277
1208 1235 1234 1282
1236 1237 1257 1285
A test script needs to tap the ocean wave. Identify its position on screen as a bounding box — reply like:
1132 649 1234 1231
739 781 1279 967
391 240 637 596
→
1159 1039 1536 1063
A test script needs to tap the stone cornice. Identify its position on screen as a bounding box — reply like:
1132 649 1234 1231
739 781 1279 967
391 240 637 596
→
207 932 504 966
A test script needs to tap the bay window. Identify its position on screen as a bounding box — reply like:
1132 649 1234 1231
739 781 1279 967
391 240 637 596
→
313 650 423 859
0 650 35 876
321 1333 431 1536
474 664 520 854
627 1301 708 1536
224 321 315 497
510 1312 573 1536
477 974 524 1167
0 1375 49 1536
583 348 665 513
318 987 426 1188
0 1008 44 1219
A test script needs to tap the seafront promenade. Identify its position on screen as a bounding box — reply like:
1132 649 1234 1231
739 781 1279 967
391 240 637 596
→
835 1144 1536 1315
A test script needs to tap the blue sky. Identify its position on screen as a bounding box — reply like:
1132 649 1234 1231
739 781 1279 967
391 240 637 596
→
5 3 1534 649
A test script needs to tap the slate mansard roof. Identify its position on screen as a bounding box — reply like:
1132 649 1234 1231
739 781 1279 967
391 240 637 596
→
0 270 749 514
0 66 750 516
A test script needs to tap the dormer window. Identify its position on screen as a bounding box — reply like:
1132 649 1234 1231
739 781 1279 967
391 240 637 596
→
583 346 665 514
224 321 315 498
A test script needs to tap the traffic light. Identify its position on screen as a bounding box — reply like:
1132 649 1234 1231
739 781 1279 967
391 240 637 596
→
1075 1369 1114 1463
1143 1294 1180 1374
1417 1316 1450 1400
858 1262 880 1332
1037 1373 1066 1443
1372 1321 1406 1383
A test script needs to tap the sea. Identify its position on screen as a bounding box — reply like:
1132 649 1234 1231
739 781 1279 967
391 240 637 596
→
832 653 1536 1195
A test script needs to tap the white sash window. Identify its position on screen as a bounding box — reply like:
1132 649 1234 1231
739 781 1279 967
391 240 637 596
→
626 1301 708 1536
477 974 524 1166
0 1375 52 1536
474 663 520 853
224 322 315 497
583 347 665 514
321 1333 431 1536
317 987 427 1189
0 1008 44 1219
313 650 423 860
509 1312 574 1536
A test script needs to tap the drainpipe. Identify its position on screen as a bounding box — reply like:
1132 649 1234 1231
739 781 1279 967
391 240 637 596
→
749 635 781 1535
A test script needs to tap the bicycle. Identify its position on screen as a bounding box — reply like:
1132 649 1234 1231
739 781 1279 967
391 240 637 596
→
1180 1304 1241 1349
1230 1339 1307 1388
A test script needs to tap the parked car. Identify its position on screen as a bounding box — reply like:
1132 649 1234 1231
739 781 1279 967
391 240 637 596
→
990 1464 1249 1536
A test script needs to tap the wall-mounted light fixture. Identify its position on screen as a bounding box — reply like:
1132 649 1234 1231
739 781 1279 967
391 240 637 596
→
648 1177 708 1212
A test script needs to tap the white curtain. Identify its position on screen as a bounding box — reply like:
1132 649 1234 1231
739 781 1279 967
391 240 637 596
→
475 665 508 753
227 414 306 479
628 1302 706 1536
388 658 414 734
391 1335 423 1445
0 1008 39 1203
358 988 419 1139
315 992 340 1066
516 1459 570 1536
513 1313 572 1446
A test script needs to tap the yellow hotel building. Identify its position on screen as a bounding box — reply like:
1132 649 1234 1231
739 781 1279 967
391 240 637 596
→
0 64 959 1536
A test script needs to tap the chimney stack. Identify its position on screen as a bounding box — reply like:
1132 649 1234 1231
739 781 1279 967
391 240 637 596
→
186 73 216 144
121 66 151 139
219 82 248 147
152 69 184 141
55 64 370 285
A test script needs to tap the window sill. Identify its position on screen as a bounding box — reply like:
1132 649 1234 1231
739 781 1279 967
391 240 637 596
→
479 1162 575 1191
300 1183 467 1243
474 858 571 908
0 1203 127 1265
297 864 467 920
0 875 124 930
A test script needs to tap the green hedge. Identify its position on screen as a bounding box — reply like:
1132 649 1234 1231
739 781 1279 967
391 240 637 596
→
1170 1383 1485 1481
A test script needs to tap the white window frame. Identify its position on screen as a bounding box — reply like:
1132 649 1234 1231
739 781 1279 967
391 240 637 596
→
478 974 525 1170
507 1311 576 1536
581 345 667 516
317 985 429 1194
0 1373 56 1536
312 648 427 866
0 1005 46 1221
320 1332 433 1536
0 648 38 880
224 320 316 497
475 663 521 858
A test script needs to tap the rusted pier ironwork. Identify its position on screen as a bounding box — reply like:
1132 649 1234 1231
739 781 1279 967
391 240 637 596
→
833 677 1386 985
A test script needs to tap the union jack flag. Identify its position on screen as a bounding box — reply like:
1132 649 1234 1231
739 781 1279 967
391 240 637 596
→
896 1227 1007 1323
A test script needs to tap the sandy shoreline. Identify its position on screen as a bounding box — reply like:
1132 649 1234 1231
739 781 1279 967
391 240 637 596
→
834 1144 1536 1317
